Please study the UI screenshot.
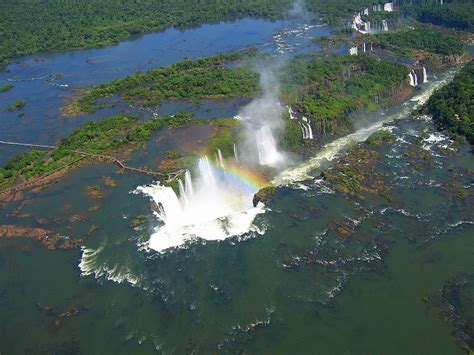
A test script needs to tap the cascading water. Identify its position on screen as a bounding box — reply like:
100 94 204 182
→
217 148 225 168
382 20 388 32
384 2 394 12
408 69 419 87
412 69 418 86
288 106 297 120
273 68 458 185
301 117 314 140
408 72 415 87
350 46 358 56
233 144 239 163
256 125 284 166
423 67 428 83
137 156 265 252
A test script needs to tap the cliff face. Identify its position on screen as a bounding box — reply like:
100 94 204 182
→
253 186 277 207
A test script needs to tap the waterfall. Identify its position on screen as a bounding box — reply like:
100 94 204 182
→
178 179 190 206
363 42 366 53
408 69 419 87
363 8 369 15
408 72 415 87
306 122 313 140
300 118 313 140
423 67 428 83
350 46 358 56
382 20 388 32
378 4 382 11
384 2 394 12
138 155 265 252
412 69 418 86
256 125 284 166
185 170 194 197
217 148 225 168
370 43 374 51
233 143 239 163
288 106 297 120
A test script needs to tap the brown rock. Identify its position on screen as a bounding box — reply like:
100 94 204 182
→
102 176 118 188
0 225 83 250
68 214 87 222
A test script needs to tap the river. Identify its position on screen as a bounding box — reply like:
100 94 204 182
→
0 16 472 354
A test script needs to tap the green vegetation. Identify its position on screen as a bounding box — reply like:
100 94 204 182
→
0 0 294 68
424 60 473 144
166 112 194 128
280 118 304 149
0 150 48 187
0 84 14 93
2 0 428 70
64 52 258 115
253 185 277 206
366 130 395 146
279 54 408 140
400 0 474 32
373 28 466 56
207 119 238 157
7 99 26 112
305 0 378 24
68 52 409 146
0 114 182 190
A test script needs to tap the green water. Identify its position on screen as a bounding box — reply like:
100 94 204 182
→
1 114 472 353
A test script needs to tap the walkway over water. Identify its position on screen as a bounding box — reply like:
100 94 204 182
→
0 140 185 193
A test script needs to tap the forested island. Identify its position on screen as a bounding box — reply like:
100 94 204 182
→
423 59 473 144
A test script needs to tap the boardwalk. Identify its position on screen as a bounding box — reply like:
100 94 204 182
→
0 140 185 194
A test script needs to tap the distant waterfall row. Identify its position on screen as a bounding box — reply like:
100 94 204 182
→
352 3 393 34
349 42 374 56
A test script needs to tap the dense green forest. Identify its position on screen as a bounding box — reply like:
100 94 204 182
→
64 52 258 115
280 54 408 136
372 28 466 56
0 0 292 68
0 0 397 68
400 0 474 32
0 113 192 190
1 0 471 68
66 51 409 139
424 60 473 144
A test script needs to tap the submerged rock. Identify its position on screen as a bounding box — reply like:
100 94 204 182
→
85 185 105 199
0 225 83 250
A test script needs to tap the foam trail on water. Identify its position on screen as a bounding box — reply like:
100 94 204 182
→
273 68 458 185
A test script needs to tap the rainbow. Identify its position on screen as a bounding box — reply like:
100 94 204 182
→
207 159 269 193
